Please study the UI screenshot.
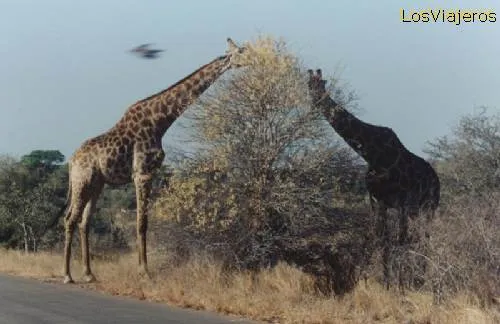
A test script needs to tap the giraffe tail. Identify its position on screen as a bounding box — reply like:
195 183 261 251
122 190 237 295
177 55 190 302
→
42 176 72 235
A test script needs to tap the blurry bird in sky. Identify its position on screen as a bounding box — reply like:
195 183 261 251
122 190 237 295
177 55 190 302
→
129 43 164 59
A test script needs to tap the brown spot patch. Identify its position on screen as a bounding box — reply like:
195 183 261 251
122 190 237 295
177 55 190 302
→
166 95 175 106
126 130 135 139
138 129 148 140
183 81 192 91
137 142 146 151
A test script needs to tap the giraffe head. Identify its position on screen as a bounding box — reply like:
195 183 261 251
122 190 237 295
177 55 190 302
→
307 69 328 105
224 37 249 69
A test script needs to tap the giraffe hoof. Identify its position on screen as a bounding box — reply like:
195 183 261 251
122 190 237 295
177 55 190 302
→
82 274 97 283
138 268 151 280
63 276 75 284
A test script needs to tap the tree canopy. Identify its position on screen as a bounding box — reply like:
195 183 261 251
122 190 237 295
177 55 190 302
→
21 150 65 169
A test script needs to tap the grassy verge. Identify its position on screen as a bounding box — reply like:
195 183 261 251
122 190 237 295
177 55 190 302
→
0 248 498 324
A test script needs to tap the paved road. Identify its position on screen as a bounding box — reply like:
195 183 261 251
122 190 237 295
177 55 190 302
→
0 274 255 324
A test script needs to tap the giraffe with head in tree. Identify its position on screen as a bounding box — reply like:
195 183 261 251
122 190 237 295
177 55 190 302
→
307 69 440 287
51 38 249 284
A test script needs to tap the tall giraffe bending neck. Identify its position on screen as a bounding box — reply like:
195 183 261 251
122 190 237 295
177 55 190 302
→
308 68 440 289
51 38 249 284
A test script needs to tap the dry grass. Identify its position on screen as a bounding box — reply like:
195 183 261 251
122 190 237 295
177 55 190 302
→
1 248 498 324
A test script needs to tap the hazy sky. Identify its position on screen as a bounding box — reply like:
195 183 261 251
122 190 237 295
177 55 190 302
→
1 0 499 162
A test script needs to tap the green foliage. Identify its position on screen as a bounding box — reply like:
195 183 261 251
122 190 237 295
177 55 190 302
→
0 154 67 251
21 150 65 169
0 150 135 252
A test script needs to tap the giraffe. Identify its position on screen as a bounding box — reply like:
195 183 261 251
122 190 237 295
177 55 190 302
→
307 69 440 287
54 38 249 284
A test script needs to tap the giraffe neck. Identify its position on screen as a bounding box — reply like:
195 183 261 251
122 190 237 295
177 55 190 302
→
116 55 232 138
319 96 403 165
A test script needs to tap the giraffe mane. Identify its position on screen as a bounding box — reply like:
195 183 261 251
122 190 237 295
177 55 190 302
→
136 55 228 104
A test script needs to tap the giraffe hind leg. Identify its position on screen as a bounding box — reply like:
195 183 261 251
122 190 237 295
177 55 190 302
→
397 205 420 291
79 180 104 283
62 170 96 284
63 204 76 284
63 192 87 284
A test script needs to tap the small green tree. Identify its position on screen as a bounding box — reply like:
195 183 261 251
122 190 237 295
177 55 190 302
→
21 150 64 169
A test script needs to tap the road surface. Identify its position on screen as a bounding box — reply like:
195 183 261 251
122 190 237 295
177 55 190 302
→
0 274 255 324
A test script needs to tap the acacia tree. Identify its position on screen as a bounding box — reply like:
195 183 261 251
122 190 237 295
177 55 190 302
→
425 107 500 201
155 37 366 273
0 155 65 251
420 108 500 302
21 150 64 169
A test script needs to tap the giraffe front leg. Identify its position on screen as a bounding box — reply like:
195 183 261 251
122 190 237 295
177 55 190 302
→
399 214 409 245
134 173 153 278
375 202 391 289
399 205 416 245
79 218 96 283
